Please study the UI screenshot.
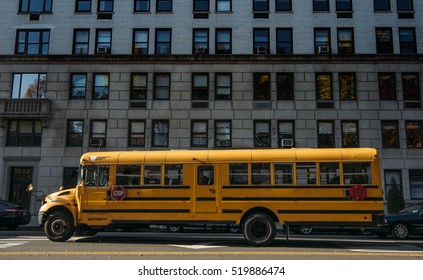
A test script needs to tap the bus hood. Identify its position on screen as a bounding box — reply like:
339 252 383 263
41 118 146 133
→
43 188 76 205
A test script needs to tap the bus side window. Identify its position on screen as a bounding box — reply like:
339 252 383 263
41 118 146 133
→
198 166 214 185
320 162 340 185
343 162 371 184
144 165 161 185
252 163 270 185
274 163 293 184
296 163 316 185
165 164 183 185
116 165 141 186
229 163 248 185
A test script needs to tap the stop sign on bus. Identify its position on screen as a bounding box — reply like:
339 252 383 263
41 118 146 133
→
111 185 126 201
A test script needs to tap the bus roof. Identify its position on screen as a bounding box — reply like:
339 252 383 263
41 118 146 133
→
80 148 378 165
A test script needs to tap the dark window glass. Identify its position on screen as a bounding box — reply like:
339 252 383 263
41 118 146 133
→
90 120 107 147
198 166 214 185
152 120 169 147
191 120 208 147
337 28 354 54
316 73 333 107
93 73 110 100
134 0 150 12
339 73 356 100
192 73 209 100
314 0 330 11
63 167 79 189
129 120 145 147
378 73 396 100
402 73 420 101
70 73 87 99
253 0 269 11
382 120 399 148
318 121 335 147
7 120 42 146
276 0 292 11
67 120 84 146
133 29 149 55
253 28 270 54
406 121 422 149
397 0 413 11
194 0 209 11
314 28 331 54
215 73 232 100
73 29 89 54
155 29 171 54
76 0 92 12
193 29 209 54
276 73 294 100
399 28 416 54
95 29 112 54
254 73 271 100
216 29 231 54
16 30 50 55
254 121 271 147
376 28 393 54
19 0 52 13
342 121 359 147
276 28 293 54
131 73 148 100
410 170 423 200
157 0 172 12
98 0 113 12
374 0 390 11
154 73 170 100
336 0 352 11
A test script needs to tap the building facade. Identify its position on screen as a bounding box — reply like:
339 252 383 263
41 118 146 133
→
0 0 422 215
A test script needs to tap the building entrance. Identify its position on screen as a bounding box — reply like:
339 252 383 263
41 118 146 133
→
9 167 33 209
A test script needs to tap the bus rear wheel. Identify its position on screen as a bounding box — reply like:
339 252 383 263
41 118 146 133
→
243 213 276 246
44 211 75 242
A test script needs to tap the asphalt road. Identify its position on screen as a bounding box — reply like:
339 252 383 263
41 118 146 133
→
1 230 423 260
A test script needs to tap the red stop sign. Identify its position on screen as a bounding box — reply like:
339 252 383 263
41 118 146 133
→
111 185 126 201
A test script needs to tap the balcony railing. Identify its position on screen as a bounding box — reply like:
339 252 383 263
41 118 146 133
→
0 99 51 127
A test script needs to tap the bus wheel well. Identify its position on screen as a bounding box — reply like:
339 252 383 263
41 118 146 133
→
241 207 279 225
42 206 74 225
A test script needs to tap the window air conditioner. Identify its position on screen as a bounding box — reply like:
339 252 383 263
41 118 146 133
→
90 138 104 146
257 46 268 55
281 138 294 148
318 46 330 54
97 47 108 54
195 47 206 54
218 140 230 147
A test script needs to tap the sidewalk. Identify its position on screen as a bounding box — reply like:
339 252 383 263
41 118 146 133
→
21 216 42 230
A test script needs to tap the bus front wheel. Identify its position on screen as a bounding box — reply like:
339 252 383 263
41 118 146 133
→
44 211 75 242
243 213 276 246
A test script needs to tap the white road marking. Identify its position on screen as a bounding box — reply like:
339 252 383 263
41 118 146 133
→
170 242 226 250
0 242 27 249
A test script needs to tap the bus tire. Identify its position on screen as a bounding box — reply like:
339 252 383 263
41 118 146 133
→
44 211 75 242
243 213 276 246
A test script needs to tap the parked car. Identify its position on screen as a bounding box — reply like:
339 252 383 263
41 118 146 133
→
372 203 423 239
0 200 31 230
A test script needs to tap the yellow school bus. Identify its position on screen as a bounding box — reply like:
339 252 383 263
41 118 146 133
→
38 148 385 246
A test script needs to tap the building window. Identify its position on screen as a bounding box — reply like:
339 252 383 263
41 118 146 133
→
254 73 271 100
7 120 42 147
90 120 107 147
399 28 416 54
216 0 231 12
66 120 84 147
318 120 335 148
336 0 352 11
253 28 270 54
192 73 209 100
129 120 145 147
397 0 413 11
313 0 330 11
376 28 393 54
131 73 148 101
381 120 399 148
73 29 90 55
374 0 390 11
133 29 149 55
193 29 209 54
402 73 421 108
276 73 294 100
215 120 231 147
63 167 79 189
314 28 331 54
157 0 172 12
339 73 356 100
134 0 150 12
276 0 292 11
406 121 422 148
70 73 87 99
95 29 112 54
12 73 46 99
93 73 110 100
253 0 269 17
337 28 354 54
191 120 208 147
278 121 295 148
276 28 293 54
316 73 333 108
216 29 231 54
154 73 170 100
342 121 359 147
76 0 92 12
378 73 396 100
152 120 169 147
409 170 423 200
384 170 403 198
19 0 52 13
16 30 50 55
194 0 209 11
215 73 232 100
254 121 271 148
98 0 113 12
155 29 171 54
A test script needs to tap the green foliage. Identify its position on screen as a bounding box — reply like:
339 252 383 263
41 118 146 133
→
387 177 405 214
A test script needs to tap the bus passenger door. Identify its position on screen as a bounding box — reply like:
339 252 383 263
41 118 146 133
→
81 165 109 208
195 165 218 213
